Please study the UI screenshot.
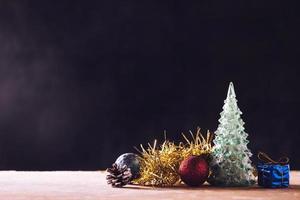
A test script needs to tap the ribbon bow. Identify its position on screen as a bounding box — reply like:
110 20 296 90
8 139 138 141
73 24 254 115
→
258 152 289 165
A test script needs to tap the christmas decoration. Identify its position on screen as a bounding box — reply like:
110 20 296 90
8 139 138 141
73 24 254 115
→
106 163 132 187
133 128 213 187
115 153 140 179
133 139 182 186
180 128 213 161
209 82 255 186
178 155 209 186
257 152 290 188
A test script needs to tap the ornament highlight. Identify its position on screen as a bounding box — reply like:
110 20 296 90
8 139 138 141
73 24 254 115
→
179 155 209 186
115 153 140 179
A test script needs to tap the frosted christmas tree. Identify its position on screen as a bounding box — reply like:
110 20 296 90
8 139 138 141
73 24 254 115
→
209 82 255 186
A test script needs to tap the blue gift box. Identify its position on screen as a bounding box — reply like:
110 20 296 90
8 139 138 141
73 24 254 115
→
257 152 290 188
257 163 289 188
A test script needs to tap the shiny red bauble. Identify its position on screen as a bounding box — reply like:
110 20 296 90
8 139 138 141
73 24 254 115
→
178 155 209 186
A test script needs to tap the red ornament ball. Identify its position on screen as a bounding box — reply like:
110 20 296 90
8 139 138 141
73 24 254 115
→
178 155 209 186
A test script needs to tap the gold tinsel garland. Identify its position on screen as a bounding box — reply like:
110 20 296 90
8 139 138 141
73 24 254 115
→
133 127 213 186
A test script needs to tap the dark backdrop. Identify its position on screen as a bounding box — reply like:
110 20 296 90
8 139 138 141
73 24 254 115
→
0 1 299 170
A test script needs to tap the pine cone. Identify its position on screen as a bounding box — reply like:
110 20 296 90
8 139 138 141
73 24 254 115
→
106 163 132 187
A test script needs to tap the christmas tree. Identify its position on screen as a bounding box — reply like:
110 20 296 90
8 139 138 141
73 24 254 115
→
209 82 255 186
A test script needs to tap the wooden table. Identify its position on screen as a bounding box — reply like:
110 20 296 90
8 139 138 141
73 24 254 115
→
0 171 299 200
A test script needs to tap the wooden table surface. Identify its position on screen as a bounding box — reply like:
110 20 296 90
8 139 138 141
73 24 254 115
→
0 171 299 200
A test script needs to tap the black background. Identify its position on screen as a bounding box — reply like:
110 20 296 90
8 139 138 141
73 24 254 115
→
0 1 299 170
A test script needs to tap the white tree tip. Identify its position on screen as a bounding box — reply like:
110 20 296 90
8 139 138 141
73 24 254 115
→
227 82 236 98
